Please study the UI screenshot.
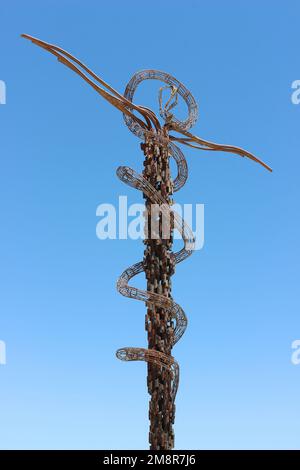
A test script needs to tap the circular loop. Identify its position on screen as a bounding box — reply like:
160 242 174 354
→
123 70 198 139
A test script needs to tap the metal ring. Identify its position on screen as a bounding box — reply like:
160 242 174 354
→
123 70 198 138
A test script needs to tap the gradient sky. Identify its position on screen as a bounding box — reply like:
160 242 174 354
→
0 0 300 449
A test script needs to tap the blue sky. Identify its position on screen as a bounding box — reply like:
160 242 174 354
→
0 0 300 449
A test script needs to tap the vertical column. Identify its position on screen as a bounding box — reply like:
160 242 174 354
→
141 130 176 450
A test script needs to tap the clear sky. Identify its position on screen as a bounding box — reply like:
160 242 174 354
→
0 0 299 450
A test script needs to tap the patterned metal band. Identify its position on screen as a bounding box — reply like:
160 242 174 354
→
123 69 198 138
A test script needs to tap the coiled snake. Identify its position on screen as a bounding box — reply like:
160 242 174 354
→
116 70 198 402
21 34 272 448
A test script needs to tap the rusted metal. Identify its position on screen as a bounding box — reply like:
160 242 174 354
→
22 33 272 449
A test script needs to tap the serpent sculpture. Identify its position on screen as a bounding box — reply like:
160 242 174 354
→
21 34 272 449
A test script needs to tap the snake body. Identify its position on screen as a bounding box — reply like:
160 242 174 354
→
116 71 198 402
116 149 194 399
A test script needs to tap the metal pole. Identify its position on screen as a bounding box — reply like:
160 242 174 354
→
142 129 175 449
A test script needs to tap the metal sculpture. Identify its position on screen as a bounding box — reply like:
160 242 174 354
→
21 34 272 450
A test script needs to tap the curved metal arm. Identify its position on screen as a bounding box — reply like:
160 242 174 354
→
21 34 160 132
21 33 272 173
170 129 272 172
